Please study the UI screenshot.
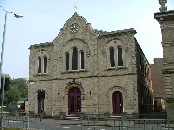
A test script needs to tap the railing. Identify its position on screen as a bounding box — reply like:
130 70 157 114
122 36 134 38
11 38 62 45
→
0 112 29 129
75 113 173 130
0 112 174 130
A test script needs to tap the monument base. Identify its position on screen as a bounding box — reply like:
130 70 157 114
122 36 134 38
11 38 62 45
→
166 97 174 121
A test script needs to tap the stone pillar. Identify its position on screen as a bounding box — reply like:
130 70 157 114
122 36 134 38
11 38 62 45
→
154 5 174 119
166 97 174 120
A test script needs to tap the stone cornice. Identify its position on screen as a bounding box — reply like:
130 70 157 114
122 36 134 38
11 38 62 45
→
163 67 174 74
98 28 136 38
29 42 53 50
154 10 174 22
29 72 136 82
161 41 174 46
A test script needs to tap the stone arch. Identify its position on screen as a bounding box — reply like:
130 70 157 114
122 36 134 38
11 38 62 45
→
108 86 127 115
65 79 84 95
64 79 85 115
35 49 51 60
63 38 90 56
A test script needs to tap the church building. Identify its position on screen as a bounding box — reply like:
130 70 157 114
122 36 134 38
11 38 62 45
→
28 12 153 116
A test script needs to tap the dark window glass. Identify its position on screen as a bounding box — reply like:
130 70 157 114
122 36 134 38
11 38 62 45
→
70 96 74 112
80 51 84 69
43 57 47 73
110 47 115 67
38 57 41 73
66 53 69 71
72 47 78 70
118 47 123 66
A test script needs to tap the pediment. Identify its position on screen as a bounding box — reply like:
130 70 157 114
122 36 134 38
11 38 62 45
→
53 12 98 42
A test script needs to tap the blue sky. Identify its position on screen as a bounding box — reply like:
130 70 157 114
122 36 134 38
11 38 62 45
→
0 0 174 79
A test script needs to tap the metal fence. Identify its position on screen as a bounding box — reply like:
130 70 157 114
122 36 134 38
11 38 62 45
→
75 113 174 130
0 112 174 130
0 112 29 129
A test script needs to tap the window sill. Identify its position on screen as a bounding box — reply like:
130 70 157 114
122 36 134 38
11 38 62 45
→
34 73 48 77
107 66 127 71
61 69 87 74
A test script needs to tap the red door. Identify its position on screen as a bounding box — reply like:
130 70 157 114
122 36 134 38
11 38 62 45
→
112 91 123 115
38 99 44 114
68 87 81 114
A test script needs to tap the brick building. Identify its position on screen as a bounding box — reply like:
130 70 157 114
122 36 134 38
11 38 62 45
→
28 13 153 116
151 58 165 111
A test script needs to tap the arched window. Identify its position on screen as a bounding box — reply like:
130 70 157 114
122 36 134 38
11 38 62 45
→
38 57 41 73
66 52 70 71
110 47 115 67
117 46 123 66
80 51 85 69
72 47 78 70
43 57 47 73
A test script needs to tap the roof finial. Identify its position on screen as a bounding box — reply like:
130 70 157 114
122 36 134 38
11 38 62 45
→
74 0 78 13
159 0 167 12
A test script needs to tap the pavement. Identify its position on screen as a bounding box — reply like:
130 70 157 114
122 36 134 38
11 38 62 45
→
29 117 121 127
29 117 174 128
30 118 84 125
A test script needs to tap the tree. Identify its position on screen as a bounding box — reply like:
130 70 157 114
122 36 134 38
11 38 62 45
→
0 77 28 106
3 86 20 105
10 78 28 98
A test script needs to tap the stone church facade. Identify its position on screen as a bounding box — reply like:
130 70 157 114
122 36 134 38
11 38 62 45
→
28 13 153 116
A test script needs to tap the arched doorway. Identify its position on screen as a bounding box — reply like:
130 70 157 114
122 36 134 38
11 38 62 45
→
68 87 81 114
112 91 123 115
37 90 45 114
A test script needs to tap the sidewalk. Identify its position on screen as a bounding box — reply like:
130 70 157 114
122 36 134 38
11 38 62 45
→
29 117 174 128
29 118 83 125
29 117 137 127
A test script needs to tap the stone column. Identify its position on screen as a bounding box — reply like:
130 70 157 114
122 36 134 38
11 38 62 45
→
154 5 174 119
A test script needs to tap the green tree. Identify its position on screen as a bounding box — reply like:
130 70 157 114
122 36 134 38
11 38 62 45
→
4 86 20 105
10 78 28 98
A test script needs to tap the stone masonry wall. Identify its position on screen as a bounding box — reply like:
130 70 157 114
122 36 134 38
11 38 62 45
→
29 13 141 116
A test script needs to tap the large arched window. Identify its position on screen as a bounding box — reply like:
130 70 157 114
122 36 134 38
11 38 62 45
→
110 47 115 67
64 47 86 72
43 56 47 74
80 51 85 70
117 46 123 66
72 47 78 70
66 52 70 71
38 57 41 74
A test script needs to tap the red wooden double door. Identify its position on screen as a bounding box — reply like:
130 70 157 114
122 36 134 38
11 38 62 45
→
68 87 81 114
112 91 123 115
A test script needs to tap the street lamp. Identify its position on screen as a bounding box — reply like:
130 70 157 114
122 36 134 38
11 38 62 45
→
0 5 23 128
